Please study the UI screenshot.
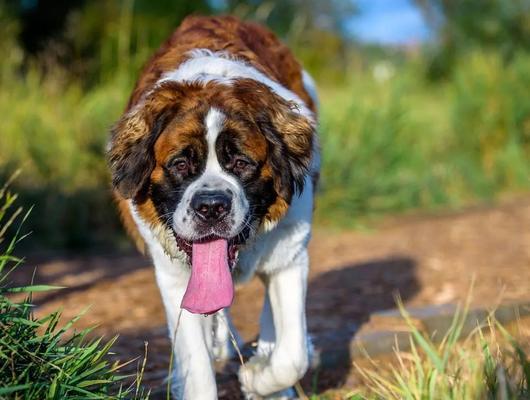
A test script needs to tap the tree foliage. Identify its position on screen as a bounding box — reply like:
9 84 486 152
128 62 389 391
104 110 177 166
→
415 0 530 78
3 0 356 84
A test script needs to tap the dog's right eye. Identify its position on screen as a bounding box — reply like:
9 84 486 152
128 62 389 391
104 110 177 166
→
175 160 188 172
168 158 189 175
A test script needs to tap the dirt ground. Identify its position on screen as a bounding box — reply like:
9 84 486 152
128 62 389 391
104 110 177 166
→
12 197 530 398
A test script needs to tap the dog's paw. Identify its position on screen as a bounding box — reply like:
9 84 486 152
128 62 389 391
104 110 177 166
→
239 352 307 399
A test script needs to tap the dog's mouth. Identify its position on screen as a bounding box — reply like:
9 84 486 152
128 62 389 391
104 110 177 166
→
174 226 250 269
173 227 250 315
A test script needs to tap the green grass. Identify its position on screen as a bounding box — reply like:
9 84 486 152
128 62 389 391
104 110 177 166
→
0 178 150 399
346 300 530 400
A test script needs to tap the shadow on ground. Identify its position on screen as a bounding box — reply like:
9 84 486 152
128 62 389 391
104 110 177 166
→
10 252 148 304
306 257 419 393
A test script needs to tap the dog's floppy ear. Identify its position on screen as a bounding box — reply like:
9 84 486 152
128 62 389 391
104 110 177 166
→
233 79 315 203
258 101 315 203
108 82 184 198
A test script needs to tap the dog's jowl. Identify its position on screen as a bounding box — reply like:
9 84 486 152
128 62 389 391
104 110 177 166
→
108 15 319 399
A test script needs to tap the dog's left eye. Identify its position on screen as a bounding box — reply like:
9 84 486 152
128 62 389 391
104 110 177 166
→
234 159 248 170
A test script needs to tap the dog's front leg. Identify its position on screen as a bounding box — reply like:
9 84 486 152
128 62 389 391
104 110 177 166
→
154 261 217 400
239 250 309 398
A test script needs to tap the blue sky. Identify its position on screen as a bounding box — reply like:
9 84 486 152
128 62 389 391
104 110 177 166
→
347 0 431 45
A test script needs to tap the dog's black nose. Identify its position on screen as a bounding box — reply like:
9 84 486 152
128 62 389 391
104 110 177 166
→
191 191 232 222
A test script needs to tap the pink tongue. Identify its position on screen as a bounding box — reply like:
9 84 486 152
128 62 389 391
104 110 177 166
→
181 238 234 315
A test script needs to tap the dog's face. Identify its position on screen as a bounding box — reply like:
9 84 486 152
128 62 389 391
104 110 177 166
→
166 108 252 241
108 79 314 260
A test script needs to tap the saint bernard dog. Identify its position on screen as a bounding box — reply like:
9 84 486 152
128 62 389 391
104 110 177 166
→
107 15 319 399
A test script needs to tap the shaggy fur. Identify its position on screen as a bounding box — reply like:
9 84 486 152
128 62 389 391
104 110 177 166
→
108 15 319 399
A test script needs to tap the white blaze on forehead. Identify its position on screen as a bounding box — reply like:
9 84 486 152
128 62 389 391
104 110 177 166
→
204 108 225 170
200 108 240 190
200 107 242 193
201 108 242 191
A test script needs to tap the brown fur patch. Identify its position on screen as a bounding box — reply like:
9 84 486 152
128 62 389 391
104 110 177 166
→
264 196 290 227
109 82 189 198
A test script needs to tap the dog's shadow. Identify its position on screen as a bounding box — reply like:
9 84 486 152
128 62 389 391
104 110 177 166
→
305 256 419 392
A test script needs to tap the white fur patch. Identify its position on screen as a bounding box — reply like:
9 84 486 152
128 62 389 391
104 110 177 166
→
204 108 225 168
158 49 315 122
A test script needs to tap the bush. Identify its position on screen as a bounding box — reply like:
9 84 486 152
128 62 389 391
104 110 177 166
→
0 178 149 399
316 66 448 223
450 51 530 195
315 50 530 226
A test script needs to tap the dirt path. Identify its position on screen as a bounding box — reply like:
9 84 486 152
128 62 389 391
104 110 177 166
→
13 198 530 398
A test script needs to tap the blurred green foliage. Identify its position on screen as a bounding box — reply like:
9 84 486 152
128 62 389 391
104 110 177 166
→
0 0 528 248
5 0 354 83
317 51 530 225
415 0 530 79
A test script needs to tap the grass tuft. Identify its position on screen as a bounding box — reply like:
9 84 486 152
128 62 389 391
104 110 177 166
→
0 177 150 399
351 300 530 399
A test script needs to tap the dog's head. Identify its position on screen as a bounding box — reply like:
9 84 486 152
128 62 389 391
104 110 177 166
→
108 79 315 265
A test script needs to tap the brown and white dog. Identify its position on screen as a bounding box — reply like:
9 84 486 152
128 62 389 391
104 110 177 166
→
107 15 319 399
